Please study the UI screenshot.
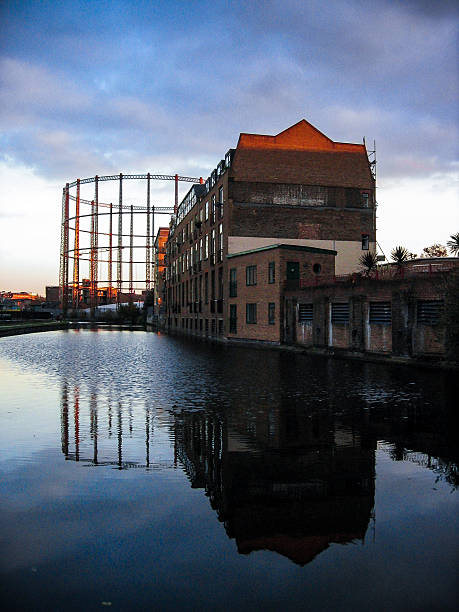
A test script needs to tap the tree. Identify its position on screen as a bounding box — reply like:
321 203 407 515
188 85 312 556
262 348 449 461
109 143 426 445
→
421 244 448 258
447 233 459 257
359 252 378 276
390 246 410 265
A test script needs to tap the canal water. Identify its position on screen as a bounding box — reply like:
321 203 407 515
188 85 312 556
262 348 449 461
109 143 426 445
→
0 329 458 611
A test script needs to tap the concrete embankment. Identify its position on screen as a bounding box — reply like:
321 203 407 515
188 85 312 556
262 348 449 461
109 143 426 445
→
0 321 71 338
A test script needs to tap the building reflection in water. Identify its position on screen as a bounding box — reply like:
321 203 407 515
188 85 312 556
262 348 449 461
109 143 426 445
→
175 408 375 566
59 367 458 566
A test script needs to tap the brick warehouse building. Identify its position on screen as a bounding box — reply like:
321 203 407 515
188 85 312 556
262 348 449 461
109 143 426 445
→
164 119 376 340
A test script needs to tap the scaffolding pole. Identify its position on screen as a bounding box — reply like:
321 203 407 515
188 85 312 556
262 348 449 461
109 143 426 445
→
73 179 80 310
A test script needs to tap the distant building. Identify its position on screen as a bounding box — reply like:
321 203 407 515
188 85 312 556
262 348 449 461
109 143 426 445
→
154 227 169 320
46 286 60 303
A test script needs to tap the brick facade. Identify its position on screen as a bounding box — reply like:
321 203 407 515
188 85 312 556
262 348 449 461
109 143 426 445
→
285 270 457 358
163 119 376 341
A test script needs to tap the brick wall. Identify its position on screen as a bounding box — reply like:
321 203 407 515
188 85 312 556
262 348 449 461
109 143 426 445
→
287 273 451 358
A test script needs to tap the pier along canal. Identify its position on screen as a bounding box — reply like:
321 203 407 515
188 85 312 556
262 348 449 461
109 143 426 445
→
0 329 458 611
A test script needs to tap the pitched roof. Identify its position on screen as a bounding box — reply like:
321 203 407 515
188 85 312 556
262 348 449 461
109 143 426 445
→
237 119 364 153
226 243 337 259
233 120 374 188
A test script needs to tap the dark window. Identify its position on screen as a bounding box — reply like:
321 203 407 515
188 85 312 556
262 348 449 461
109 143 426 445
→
417 300 444 325
362 192 370 208
246 303 257 324
331 303 349 323
211 319 216 335
268 261 275 284
346 188 360 207
268 302 275 325
218 319 223 335
204 273 208 304
205 319 209 334
313 263 321 274
229 304 237 334
229 268 237 297
298 303 313 322
246 265 257 286
369 302 391 324
286 261 299 280
362 234 369 250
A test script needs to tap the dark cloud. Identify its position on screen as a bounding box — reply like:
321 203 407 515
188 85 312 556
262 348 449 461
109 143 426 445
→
0 0 457 184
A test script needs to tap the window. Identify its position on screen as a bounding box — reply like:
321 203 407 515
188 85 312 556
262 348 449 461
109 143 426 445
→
229 268 237 297
211 195 216 223
218 186 224 218
417 300 444 325
204 273 208 304
331 303 349 323
229 304 237 334
268 302 275 325
246 303 257 324
205 201 209 221
246 265 257 286
298 303 313 322
361 234 369 250
204 235 209 259
362 192 369 208
211 229 216 263
218 224 223 262
313 263 321 274
369 302 391 324
268 261 275 284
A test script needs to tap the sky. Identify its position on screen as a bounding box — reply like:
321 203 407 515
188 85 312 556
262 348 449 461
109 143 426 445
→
0 0 458 293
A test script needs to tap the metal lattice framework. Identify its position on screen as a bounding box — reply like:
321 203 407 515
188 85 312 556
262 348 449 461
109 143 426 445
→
59 173 202 314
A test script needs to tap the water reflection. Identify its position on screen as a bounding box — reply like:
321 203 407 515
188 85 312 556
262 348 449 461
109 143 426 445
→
58 359 458 566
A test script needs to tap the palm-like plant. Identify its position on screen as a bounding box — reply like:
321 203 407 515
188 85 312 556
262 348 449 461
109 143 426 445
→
447 233 459 257
359 252 378 276
390 246 410 265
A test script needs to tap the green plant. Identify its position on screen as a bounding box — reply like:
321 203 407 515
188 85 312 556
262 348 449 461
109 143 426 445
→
447 233 459 257
390 246 410 264
359 252 378 275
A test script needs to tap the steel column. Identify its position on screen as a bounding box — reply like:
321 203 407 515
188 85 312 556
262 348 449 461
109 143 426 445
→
73 179 80 310
174 173 178 214
117 173 123 302
59 184 70 314
108 203 113 295
146 173 151 291
129 205 134 296
94 175 99 307
90 199 95 310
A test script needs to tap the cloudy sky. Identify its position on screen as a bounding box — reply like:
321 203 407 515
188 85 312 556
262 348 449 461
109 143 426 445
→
1 0 458 293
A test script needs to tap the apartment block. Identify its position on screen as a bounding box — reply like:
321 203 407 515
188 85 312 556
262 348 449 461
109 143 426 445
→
164 119 376 340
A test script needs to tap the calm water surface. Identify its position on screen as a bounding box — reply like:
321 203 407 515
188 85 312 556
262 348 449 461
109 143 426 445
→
0 329 458 611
